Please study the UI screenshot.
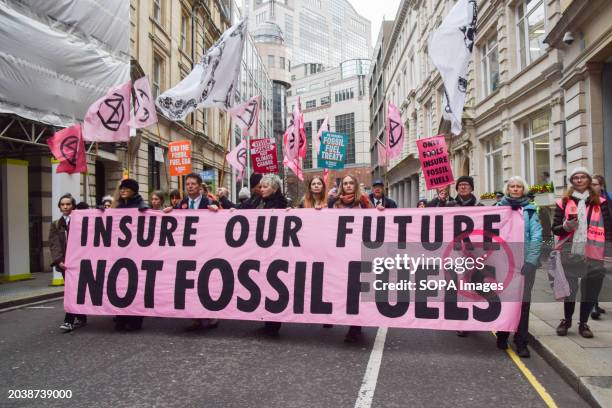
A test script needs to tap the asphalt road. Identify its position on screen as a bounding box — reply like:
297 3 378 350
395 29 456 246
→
0 300 589 408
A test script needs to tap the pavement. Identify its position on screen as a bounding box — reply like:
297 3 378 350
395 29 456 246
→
1 272 611 407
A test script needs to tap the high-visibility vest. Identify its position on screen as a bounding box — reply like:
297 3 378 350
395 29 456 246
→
556 197 606 260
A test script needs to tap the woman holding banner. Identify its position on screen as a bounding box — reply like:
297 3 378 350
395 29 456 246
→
495 176 542 358
299 176 328 209
552 168 612 338
149 190 165 210
328 175 373 342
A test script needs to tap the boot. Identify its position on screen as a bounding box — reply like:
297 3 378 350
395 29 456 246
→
556 319 571 336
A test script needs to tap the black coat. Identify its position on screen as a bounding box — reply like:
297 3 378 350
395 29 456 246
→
219 196 236 209
49 216 69 271
249 190 289 209
552 196 612 246
116 194 148 209
368 193 398 208
177 195 211 209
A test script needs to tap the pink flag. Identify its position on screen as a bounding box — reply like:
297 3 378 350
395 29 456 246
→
47 124 87 174
226 138 248 181
84 81 132 142
283 156 304 181
294 97 307 159
323 169 330 185
229 95 261 138
386 101 404 160
377 139 388 167
314 115 329 159
283 118 298 162
128 76 158 129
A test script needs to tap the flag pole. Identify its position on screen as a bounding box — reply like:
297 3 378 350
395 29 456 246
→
219 119 232 190
155 122 171 192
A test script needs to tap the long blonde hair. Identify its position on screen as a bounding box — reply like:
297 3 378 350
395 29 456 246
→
333 174 371 208
302 176 328 208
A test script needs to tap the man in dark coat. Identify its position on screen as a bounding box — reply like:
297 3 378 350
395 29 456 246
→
369 179 398 208
426 185 456 207
50 193 87 332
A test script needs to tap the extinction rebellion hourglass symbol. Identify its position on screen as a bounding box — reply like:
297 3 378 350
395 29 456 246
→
96 93 125 131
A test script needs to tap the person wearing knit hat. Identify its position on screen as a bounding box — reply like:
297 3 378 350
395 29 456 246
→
119 178 139 194
551 165 612 339
453 174 482 338
240 173 264 209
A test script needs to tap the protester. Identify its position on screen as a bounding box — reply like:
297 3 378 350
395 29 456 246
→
249 174 289 336
452 176 482 337
50 193 87 332
166 173 220 332
75 201 89 209
236 187 251 208
239 173 263 209
201 183 220 206
169 189 181 209
299 176 328 209
426 185 455 207
101 195 113 209
552 167 612 338
329 174 373 343
149 190 164 210
590 175 611 319
417 199 427 208
495 176 542 358
368 179 397 209
217 187 236 209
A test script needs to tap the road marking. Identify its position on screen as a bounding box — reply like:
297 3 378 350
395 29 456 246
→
354 327 388 408
25 306 56 309
496 333 558 408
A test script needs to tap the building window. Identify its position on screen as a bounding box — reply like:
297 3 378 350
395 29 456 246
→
296 87 306 95
305 99 316 109
304 121 313 169
517 0 545 69
148 143 161 191
202 109 208 135
320 95 330 105
152 54 162 98
481 35 499 97
522 111 551 185
180 13 189 52
485 134 504 192
335 113 355 164
279 57 285 70
267 55 275 68
153 0 162 24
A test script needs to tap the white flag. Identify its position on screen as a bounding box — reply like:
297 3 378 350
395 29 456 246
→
156 19 247 120
314 115 329 158
429 0 477 135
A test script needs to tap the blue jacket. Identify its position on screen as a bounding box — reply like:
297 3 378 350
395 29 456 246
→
497 197 542 266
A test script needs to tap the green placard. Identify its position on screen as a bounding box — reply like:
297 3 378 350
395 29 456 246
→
318 131 347 169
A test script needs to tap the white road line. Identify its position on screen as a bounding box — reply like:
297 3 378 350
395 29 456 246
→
25 306 56 309
354 327 388 408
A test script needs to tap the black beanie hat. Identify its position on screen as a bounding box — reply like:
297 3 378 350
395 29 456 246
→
120 178 139 193
455 176 474 191
250 173 263 188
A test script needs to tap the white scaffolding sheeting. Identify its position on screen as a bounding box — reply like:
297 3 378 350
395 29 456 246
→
0 0 130 128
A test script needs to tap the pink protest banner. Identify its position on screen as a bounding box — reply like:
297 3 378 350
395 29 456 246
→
416 135 455 190
250 138 279 173
64 207 525 332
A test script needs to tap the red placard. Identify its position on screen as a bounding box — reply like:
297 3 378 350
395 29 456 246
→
250 138 279 174
416 135 454 190
168 140 192 176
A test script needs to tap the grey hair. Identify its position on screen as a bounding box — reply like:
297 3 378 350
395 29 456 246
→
260 174 282 192
504 176 530 196
101 195 113 204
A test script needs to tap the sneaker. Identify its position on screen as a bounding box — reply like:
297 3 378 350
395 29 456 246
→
59 322 74 332
578 323 593 338
496 336 508 350
456 331 468 337
556 319 571 336
516 345 530 358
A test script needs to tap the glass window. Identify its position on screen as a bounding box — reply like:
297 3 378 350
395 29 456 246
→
180 14 188 52
305 99 316 108
304 121 313 169
517 0 545 69
485 134 504 192
148 143 161 191
481 35 499 97
279 57 285 70
267 55 275 68
335 113 355 164
320 95 330 105
522 111 551 185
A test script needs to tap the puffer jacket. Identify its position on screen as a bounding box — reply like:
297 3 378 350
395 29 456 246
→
497 196 542 266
